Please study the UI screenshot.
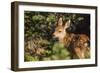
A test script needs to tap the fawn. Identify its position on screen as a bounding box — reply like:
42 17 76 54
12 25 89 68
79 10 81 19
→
53 17 90 59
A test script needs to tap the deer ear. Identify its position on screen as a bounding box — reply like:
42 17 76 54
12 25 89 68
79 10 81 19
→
64 19 71 29
57 17 63 26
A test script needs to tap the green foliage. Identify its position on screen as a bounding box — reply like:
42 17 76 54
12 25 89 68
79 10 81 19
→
32 15 45 22
46 14 56 23
51 42 71 60
25 54 39 61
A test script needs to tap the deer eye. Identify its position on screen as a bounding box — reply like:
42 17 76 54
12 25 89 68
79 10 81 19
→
58 31 62 33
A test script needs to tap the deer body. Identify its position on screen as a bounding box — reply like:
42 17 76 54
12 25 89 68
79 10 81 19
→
53 17 90 59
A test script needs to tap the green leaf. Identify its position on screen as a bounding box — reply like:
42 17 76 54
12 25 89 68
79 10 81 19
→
25 55 39 61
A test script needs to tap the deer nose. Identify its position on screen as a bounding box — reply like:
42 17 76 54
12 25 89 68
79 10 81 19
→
53 32 55 36
53 37 59 42
53 32 56 38
52 36 59 42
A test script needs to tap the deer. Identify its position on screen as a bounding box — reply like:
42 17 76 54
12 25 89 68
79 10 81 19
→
53 17 90 59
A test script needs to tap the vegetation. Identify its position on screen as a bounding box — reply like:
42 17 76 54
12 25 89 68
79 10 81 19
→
24 11 90 61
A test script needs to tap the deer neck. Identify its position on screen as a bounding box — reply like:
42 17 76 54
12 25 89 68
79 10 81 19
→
59 32 70 45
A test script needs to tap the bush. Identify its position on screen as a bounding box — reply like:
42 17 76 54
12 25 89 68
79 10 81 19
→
25 55 39 61
51 42 71 60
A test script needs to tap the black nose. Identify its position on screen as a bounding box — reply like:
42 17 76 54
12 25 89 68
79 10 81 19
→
52 37 59 42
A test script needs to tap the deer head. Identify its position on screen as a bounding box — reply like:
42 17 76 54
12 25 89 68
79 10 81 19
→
53 17 71 43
